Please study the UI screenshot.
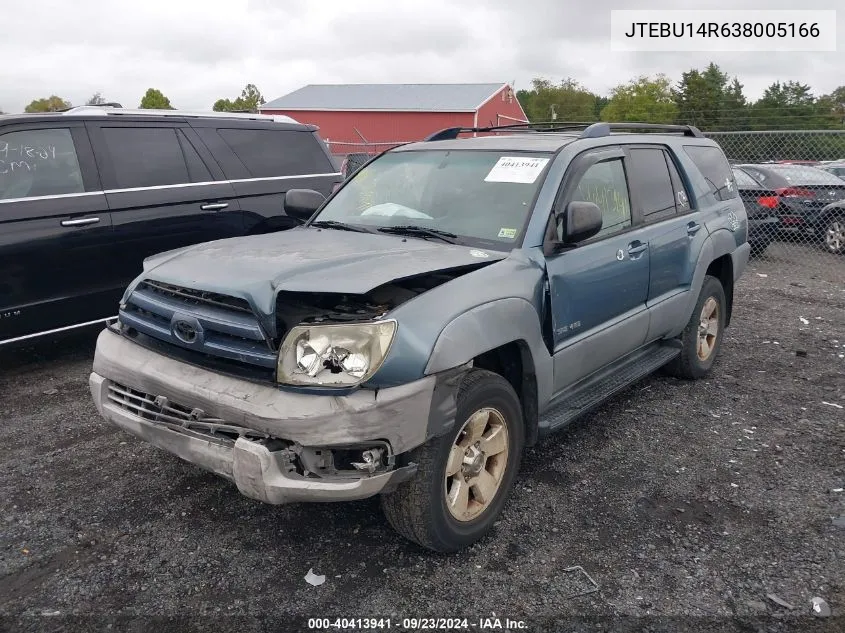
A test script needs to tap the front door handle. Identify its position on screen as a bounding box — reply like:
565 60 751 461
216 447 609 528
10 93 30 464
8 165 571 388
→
61 217 100 227
687 222 702 235
201 202 228 211
627 242 648 255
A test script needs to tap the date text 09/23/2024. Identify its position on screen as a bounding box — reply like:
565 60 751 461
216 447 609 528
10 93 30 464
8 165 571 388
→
307 617 528 630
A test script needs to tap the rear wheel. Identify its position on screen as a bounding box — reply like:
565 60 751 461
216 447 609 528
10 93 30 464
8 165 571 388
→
380 369 523 552
663 275 726 380
823 216 845 255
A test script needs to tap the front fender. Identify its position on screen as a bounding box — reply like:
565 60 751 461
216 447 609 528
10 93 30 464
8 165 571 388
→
424 297 554 408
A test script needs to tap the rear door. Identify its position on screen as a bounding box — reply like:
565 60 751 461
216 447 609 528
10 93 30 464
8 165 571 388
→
0 122 114 342
191 123 341 234
624 145 706 341
87 120 243 285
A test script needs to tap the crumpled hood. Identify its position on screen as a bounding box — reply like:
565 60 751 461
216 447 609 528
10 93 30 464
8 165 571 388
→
138 226 507 317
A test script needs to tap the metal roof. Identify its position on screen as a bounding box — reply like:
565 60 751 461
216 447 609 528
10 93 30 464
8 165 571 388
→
260 83 508 112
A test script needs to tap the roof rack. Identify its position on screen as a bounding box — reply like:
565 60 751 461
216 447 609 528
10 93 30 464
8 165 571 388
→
425 121 703 141
59 105 300 124
579 122 703 138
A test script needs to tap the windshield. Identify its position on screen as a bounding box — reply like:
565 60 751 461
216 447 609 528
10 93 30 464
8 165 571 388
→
311 149 552 249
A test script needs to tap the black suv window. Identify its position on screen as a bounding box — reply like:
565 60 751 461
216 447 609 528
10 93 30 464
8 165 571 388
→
0 128 84 200
217 129 334 178
569 158 632 239
684 145 738 201
101 127 210 189
627 148 676 221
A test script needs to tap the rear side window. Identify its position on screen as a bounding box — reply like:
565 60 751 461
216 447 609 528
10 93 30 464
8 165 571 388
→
0 128 84 200
217 129 334 178
627 148 676 221
101 127 210 189
684 145 738 201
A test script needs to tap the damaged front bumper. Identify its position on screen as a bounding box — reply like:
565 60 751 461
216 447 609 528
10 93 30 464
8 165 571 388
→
89 329 437 504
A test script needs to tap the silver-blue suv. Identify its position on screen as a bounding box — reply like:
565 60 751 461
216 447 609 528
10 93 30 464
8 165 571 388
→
89 122 750 552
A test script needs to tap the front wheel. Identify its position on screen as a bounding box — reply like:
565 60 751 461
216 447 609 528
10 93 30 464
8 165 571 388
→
663 275 727 380
380 369 524 553
823 216 845 255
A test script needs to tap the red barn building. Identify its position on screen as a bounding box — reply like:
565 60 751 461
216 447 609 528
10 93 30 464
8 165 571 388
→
259 82 528 159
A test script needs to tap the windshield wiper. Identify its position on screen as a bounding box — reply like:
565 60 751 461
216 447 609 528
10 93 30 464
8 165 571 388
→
377 225 459 244
309 220 371 233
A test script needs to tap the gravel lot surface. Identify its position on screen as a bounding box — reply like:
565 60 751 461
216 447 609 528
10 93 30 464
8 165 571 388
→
1 243 843 633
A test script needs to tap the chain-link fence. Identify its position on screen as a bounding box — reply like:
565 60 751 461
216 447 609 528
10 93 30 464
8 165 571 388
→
706 130 845 262
704 130 845 362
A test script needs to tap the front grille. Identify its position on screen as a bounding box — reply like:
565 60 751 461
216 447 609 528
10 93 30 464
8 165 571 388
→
118 281 277 373
107 381 269 444
142 280 253 313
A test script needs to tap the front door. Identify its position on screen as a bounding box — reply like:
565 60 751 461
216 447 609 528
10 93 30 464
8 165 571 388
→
544 148 651 393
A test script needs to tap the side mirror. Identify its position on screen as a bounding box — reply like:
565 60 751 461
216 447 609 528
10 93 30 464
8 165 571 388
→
284 189 326 221
562 201 603 243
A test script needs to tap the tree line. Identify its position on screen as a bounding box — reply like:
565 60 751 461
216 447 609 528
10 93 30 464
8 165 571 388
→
517 63 845 132
16 84 267 114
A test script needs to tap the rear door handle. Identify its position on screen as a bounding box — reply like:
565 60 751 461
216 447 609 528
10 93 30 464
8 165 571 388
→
687 222 702 235
61 217 100 227
201 203 228 211
627 242 648 255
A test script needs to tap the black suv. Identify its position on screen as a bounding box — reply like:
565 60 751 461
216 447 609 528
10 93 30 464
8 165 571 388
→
0 106 341 345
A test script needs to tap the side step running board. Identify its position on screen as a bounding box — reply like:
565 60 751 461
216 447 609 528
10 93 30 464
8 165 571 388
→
539 343 681 434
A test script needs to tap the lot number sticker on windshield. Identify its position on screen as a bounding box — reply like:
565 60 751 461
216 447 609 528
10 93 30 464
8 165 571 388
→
485 156 550 184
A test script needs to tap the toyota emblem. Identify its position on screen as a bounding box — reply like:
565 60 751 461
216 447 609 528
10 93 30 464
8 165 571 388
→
173 320 197 343
170 314 204 345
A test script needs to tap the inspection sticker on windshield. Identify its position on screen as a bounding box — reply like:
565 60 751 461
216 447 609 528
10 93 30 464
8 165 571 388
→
485 156 550 184
498 228 517 239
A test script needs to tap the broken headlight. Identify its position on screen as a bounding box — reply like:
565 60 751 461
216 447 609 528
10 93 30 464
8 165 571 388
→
277 321 397 387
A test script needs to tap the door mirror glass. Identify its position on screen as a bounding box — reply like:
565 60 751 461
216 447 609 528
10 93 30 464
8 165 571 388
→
563 201 603 243
284 189 325 221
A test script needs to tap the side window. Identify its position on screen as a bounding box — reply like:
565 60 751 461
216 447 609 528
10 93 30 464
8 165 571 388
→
568 158 632 240
101 127 195 189
217 129 335 178
683 145 738 201
177 131 212 183
0 128 84 200
627 148 676 222
665 152 691 212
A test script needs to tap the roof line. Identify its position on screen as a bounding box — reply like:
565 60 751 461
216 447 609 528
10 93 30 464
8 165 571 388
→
472 83 509 111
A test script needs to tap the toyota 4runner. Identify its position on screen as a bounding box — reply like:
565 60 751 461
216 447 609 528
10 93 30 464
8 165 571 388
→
89 122 750 552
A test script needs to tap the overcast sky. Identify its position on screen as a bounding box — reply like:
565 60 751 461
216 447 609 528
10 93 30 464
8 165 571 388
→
1 0 842 113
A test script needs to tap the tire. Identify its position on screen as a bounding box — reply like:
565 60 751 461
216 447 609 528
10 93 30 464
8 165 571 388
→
380 369 524 553
822 215 845 255
663 275 727 380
